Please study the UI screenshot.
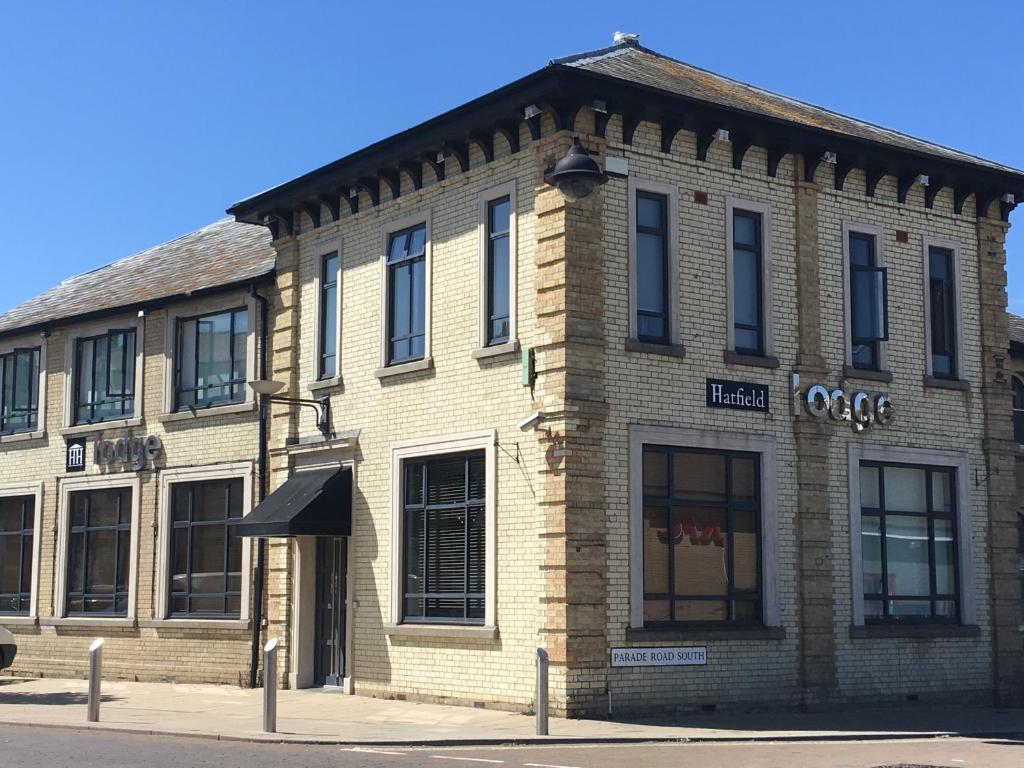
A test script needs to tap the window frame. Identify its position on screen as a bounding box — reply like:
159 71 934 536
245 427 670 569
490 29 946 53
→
0 483 43 618
315 248 342 382
628 425 780 630
379 211 432 372
64 486 134 617
921 235 965 382
847 443 975 628
725 197 774 358
0 340 45 439
55 474 140 622
842 221 889 373
627 177 679 346
64 317 144 431
389 431 496 631
476 181 518 353
1012 376 1024 446
72 328 138 425
174 306 249 411
155 462 253 624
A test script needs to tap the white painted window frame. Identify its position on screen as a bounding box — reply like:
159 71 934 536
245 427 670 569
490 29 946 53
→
161 295 258 417
153 461 254 625
475 180 518 356
0 334 48 443
0 482 44 619
725 197 774 357
627 176 680 344
378 210 433 374
846 443 975 627
309 237 344 390
921 235 966 380
388 430 497 630
627 424 780 629
54 474 142 623
61 315 145 432
841 221 888 371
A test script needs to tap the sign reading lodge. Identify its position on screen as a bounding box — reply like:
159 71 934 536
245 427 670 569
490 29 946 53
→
791 372 894 432
706 378 769 413
95 435 163 472
610 646 708 668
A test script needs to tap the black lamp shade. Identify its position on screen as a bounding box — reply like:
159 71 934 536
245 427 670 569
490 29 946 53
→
545 137 607 201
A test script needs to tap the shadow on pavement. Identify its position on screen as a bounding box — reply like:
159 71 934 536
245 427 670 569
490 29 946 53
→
0 691 119 706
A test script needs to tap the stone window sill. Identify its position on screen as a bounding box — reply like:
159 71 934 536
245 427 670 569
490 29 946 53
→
375 357 434 380
842 365 894 384
137 619 249 630
0 430 46 445
59 417 143 437
625 338 686 358
472 340 519 360
158 401 255 423
923 375 971 392
849 624 981 640
308 375 343 393
626 626 786 642
384 623 498 641
723 350 780 369
40 617 137 629
0 615 38 626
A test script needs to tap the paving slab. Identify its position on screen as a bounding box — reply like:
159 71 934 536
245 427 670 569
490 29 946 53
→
1 676 1022 745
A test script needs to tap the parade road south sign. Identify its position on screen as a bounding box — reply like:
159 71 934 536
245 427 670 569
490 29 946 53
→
610 646 708 668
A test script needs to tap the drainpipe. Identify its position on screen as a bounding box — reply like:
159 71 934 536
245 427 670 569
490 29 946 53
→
249 285 270 688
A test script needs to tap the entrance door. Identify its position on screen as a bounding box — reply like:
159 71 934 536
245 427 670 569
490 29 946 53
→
314 536 347 687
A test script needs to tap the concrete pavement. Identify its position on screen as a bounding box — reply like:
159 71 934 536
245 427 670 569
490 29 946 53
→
1 676 1023 746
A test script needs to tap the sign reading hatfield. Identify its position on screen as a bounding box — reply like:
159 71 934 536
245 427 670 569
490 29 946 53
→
791 373 894 432
706 378 769 413
611 646 708 668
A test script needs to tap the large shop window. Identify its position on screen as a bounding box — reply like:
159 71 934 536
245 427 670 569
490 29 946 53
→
927 245 958 379
66 488 132 616
0 347 40 435
175 307 248 410
859 462 959 623
402 451 485 625
731 209 765 356
635 191 670 344
318 252 339 380
641 447 762 626
1012 377 1024 445
386 224 427 365
74 329 136 424
849 232 888 371
169 478 243 618
485 196 511 346
0 495 34 614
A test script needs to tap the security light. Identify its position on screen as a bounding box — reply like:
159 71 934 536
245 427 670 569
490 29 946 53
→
518 411 546 432
822 151 838 165
713 128 730 142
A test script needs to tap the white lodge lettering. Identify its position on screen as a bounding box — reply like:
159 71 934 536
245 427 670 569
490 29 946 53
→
790 373 894 433
610 646 708 667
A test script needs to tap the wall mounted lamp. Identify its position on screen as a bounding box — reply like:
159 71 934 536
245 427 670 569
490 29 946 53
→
544 137 608 202
248 379 332 437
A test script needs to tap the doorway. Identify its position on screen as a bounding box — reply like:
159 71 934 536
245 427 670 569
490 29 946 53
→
314 536 347 687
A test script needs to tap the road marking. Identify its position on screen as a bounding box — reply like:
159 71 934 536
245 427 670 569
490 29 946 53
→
524 763 582 768
429 758 504 764
341 747 407 756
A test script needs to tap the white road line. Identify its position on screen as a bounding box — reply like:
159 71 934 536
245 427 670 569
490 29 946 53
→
429 757 505 764
524 763 583 768
341 747 408 755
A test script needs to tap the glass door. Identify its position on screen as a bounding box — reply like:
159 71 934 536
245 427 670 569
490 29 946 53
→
314 536 347 687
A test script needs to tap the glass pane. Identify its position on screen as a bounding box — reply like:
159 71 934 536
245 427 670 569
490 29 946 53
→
673 507 727 596
86 529 116 594
861 516 883 595
116 530 130 592
78 339 95 411
889 599 931 620
172 487 190 523
851 269 886 342
676 600 727 622
859 466 880 508
935 600 957 619
643 599 670 623
732 600 759 622
489 197 510 235
637 314 665 341
885 515 930 597
884 467 927 513
642 450 668 497
387 232 406 263
932 472 953 513
108 333 126 396
673 452 726 502
426 457 468 505
231 311 248 388
405 463 424 505
636 232 666 313
322 283 338 363
864 599 884 619
929 247 951 280
733 248 759 327
0 535 20 594
733 212 757 248
190 525 226 594
641 505 669 594
731 457 757 503
171 527 189 591
410 259 425 335
934 518 956 594
391 263 410 337
732 509 758 591
189 596 222 614
849 234 873 266
87 490 121 528
20 534 32 596
735 328 759 352
0 498 22 532
407 226 426 257
194 482 227 523
405 507 424 600
467 455 486 501
637 194 664 230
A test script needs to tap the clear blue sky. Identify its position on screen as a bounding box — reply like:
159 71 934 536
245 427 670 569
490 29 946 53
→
2 1 1022 314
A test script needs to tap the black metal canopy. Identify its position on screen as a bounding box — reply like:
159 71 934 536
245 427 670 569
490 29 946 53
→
233 466 352 538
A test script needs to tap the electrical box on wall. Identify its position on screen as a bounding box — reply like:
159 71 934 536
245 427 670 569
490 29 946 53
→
521 347 535 387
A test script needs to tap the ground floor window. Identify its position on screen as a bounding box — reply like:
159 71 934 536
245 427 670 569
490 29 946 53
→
169 478 243 618
641 446 761 626
0 495 34 614
402 451 485 625
860 462 959 623
66 487 132 616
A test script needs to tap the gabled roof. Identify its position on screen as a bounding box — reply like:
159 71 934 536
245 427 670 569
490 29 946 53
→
0 219 274 338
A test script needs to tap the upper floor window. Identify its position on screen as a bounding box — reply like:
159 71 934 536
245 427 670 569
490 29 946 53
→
849 231 888 371
1013 376 1024 445
175 307 247 410
66 487 133 616
0 347 40 435
318 252 339 380
485 196 511 346
0 495 34 614
732 209 764 356
635 191 669 343
927 245 957 379
74 329 136 424
387 224 426 365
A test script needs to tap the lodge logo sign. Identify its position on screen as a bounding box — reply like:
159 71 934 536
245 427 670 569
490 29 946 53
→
65 438 86 473
610 646 708 668
706 378 769 413
791 373 894 432
95 435 163 472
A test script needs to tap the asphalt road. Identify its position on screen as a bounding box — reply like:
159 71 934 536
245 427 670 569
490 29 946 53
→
2 725 1023 768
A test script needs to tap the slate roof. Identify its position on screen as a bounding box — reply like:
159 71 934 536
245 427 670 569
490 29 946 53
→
1009 312 1024 350
556 43 1023 177
0 218 274 337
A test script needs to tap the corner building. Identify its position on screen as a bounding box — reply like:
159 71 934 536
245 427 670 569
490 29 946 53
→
4 36 1024 715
